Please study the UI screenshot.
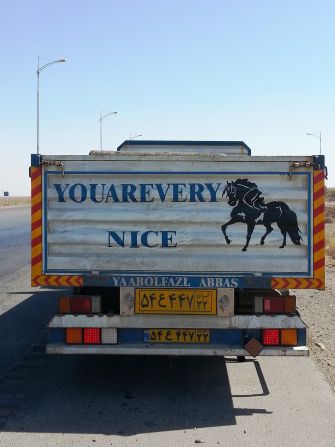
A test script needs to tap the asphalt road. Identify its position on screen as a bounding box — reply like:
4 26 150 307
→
0 206 334 446
0 206 30 279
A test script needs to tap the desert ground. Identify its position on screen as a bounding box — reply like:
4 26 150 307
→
297 187 335 391
0 197 30 207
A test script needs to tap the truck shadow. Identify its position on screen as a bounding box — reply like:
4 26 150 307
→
0 290 272 435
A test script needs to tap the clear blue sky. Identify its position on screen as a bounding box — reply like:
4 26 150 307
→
0 0 334 195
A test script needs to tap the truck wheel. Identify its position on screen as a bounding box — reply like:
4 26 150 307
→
237 356 246 362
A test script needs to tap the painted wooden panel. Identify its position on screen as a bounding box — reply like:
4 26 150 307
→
42 153 314 278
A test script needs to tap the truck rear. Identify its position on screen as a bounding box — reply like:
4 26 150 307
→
30 141 326 357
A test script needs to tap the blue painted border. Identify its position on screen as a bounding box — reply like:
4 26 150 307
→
42 170 312 278
46 170 308 175
31 154 42 167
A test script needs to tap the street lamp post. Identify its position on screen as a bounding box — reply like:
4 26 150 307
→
129 134 143 140
306 131 322 155
100 111 118 150
36 56 66 154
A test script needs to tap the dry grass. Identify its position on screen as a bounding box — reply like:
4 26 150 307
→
325 205 335 224
325 189 335 225
0 197 30 207
326 187 335 201
326 216 335 263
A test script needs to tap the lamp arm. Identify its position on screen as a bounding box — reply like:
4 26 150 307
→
100 112 117 121
37 59 65 74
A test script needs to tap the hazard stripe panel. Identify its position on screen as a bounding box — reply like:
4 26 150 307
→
271 170 325 290
31 275 84 287
31 166 42 281
31 166 83 288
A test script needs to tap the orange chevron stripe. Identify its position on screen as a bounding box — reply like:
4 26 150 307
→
31 169 41 181
31 166 43 283
314 239 325 253
31 234 42 246
32 261 42 272
31 175 41 186
271 278 279 288
32 241 42 257
32 251 42 263
314 183 324 193
271 277 324 289
314 218 324 232
31 184 42 197
313 181 324 192
31 196 42 209
314 196 324 209
313 170 325 288
314 258 325 270
313 180 324 189
313 187 324 201
314 203 325 217
32 275 84 287
313 176 324 187
314 196 324 208
314 248 325 261
31 201 42 215
31 209 41 220
292 279 301 288
314 171 324 183
32 227 42 240
31 180 41 190
314 231 324 244
31 176 41 189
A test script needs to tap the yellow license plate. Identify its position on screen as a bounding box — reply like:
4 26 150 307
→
135 289 217 315
144 329 210 344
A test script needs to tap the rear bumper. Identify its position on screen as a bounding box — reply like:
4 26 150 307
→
46 343 308 356
48 314 307 329
47 314 308 357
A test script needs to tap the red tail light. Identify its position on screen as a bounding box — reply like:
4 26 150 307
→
284 295 296 313
71 296 92 313
262 329 280 345
263 297 285 313
59 295 101 314
83 328 101 344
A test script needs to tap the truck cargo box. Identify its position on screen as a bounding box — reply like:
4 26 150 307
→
30 141 325 357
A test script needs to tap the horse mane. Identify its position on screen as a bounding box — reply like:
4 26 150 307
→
234 178 265 207
235 178 258 189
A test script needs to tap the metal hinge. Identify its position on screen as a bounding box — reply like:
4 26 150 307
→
41 160 65 176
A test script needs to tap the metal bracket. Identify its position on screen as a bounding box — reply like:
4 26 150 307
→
289 159 328 181
41 160 65 177
289 161 313 180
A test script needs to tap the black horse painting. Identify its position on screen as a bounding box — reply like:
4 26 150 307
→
221 179 302 252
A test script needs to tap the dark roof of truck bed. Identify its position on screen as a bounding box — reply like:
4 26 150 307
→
116 140 252 155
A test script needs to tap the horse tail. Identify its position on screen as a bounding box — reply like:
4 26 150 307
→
279 208 302 245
